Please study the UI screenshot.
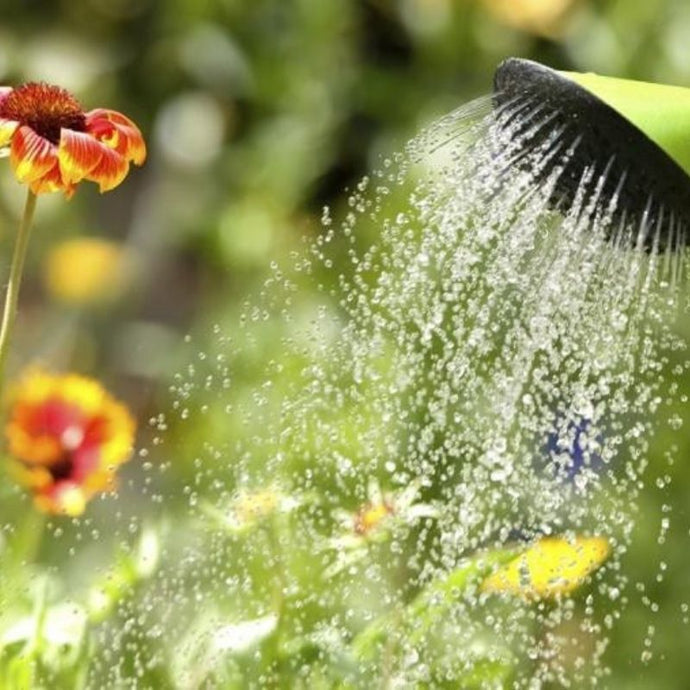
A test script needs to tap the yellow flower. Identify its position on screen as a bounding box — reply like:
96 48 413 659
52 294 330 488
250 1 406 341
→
481 0 578 37
481 535 611 599
325 479 438 577
5 369 136 516
202 487 300 534
354 500 394 536
334 479 436 544
233 489 282 525
44 238 131 305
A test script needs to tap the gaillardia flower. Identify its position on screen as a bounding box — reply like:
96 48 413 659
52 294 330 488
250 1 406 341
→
325 479 438 577
5 370 136 516
0 82 145 196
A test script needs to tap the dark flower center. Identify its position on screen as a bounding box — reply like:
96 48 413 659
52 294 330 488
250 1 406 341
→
0 82 86 145
49 454 75 482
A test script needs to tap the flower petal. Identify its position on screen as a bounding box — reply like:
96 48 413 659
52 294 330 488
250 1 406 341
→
86 108 140 132
121 125 146 165
29 164 75 198
58 128 104 184
7 369 135 515
0 87 13 107
86 146 129 192
0 118 19 148
10 125 58 183
86 108 146 164
37 481 87 516
7 460 53 490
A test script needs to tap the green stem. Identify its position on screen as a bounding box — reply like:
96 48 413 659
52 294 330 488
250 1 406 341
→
0 189 37 388
267 516 287 683
3 508 46 581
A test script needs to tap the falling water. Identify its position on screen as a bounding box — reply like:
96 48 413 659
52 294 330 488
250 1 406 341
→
130 96 689 687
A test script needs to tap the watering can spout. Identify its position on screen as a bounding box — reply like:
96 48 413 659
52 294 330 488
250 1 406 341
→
493 58 690 249
560 69 690 178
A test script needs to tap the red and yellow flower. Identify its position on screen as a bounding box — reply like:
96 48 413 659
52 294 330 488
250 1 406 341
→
5 370 136 516
0 82 145 197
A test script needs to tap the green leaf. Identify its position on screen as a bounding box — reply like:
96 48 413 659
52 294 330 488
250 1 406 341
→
353 547 516 660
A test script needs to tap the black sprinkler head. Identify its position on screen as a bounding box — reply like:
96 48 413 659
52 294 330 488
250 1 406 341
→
493 58 690 251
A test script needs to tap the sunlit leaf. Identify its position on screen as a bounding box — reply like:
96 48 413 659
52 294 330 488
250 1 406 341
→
481 536 611 599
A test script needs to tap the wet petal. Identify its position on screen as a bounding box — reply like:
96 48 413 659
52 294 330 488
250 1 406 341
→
58 129 104 184
0 118 19 147
10 125 58 183
86 146 129 192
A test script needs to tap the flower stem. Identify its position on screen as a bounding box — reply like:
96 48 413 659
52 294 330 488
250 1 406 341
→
0 189 37 388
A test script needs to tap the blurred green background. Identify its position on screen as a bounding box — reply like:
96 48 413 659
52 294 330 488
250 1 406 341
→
0 0 690 688
1 0 689 395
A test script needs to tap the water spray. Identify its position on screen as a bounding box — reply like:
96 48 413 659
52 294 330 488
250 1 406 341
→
494 58 690 250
